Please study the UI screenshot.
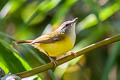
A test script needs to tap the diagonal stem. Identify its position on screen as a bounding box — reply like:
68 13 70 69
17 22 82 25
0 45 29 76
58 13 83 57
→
16 34 120 78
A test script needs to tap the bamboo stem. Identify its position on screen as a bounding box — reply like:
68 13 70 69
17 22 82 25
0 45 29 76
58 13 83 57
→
16 34 120 78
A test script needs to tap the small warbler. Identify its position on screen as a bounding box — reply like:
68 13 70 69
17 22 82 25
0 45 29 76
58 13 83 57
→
16 18 77 66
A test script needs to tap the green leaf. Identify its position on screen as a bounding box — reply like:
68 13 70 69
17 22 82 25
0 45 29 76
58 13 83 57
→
0 39 31 74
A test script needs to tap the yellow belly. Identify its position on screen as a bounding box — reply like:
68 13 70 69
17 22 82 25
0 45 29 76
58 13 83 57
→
32 35 74 56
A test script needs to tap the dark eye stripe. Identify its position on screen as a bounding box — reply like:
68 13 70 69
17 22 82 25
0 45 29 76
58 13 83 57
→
66 23 71 26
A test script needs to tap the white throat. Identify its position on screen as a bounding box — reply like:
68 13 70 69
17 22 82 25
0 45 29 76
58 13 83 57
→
67 24 76 44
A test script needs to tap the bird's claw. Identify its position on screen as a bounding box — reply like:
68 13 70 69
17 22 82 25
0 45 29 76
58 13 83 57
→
49 57 57 67
69 51 77 57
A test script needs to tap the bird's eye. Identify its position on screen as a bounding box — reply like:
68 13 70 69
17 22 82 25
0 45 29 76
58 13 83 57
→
66 24 70 26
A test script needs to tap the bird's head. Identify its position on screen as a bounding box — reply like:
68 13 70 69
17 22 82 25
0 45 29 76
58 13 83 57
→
56 18 78 34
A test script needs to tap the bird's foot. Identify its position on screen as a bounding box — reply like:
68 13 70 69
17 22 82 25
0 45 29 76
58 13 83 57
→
69 51 77 57
49 57 57 67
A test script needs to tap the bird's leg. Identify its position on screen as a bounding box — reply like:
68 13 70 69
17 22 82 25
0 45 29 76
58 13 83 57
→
69 51 77 57
49 57 57 67
45 53 57 67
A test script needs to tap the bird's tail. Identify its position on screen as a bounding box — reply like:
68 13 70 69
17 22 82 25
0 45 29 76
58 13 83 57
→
15 40 33 45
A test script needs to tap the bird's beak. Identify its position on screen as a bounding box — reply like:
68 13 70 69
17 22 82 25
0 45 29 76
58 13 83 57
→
71 18 78 24
71 18 78 26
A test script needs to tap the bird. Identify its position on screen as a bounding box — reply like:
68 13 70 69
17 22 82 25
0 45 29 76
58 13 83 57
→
16 18 78 66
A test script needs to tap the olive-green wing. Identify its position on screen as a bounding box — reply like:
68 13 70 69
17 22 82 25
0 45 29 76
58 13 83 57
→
32 32 65 44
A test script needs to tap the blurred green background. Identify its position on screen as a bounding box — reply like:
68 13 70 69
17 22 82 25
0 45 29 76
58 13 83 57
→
0 0 120 80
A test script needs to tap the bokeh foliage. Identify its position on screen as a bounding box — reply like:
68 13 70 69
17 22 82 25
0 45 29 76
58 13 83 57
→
0 0 120 80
